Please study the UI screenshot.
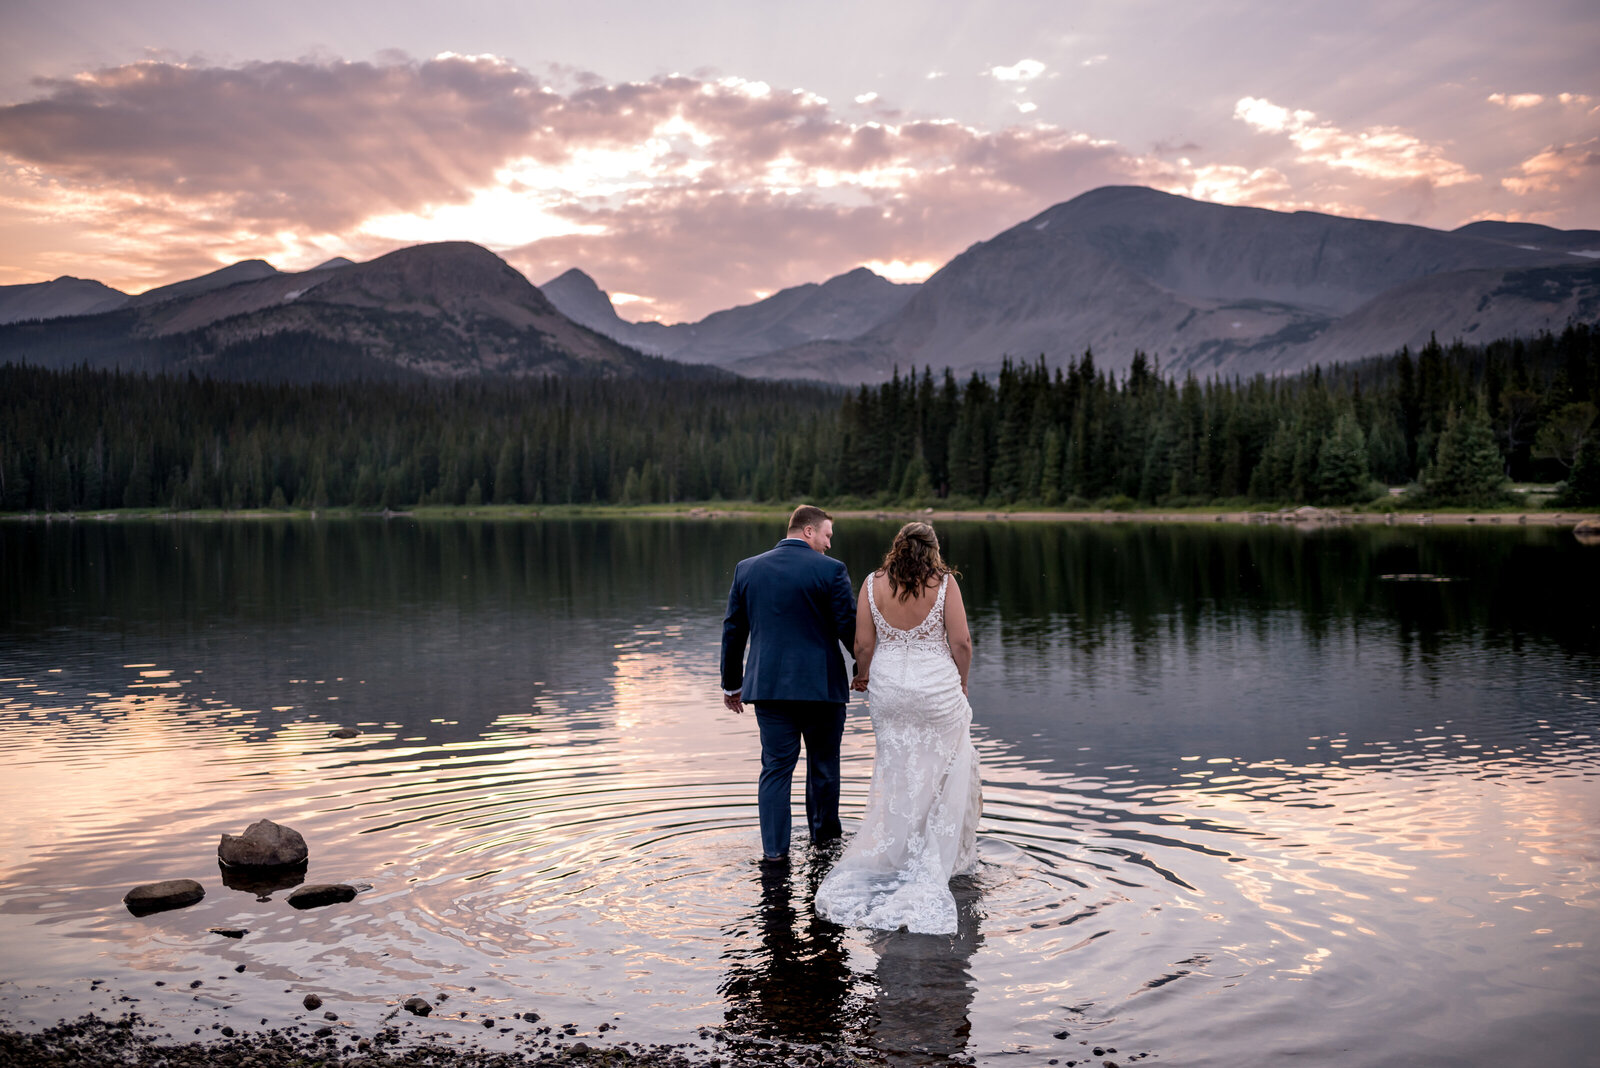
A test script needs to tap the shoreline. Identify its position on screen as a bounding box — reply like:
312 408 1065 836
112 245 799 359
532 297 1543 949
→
2 502 1596 528
0 1010 838 1068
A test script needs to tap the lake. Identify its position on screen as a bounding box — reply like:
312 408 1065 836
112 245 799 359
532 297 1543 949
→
1 516 1597 1066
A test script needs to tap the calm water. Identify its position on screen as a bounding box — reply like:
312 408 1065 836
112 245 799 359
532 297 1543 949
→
1 517 1598 1066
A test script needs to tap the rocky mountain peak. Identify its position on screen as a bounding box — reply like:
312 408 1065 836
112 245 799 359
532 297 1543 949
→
314 242 556 316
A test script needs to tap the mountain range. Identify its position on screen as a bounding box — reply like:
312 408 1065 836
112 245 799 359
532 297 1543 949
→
2 186 1596 384
540 265 918 367
0 244 698 381
725 187 1600 383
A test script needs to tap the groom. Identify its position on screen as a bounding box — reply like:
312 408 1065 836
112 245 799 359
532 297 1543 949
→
721 505 856 862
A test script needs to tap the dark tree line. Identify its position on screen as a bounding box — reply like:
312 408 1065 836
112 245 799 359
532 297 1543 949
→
0 369 841 512
835 324 1600 508
3 323 1598 514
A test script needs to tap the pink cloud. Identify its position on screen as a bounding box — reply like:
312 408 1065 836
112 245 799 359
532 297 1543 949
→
0 55 553 232
1503 137 1600 196
3 55 1582 321
0 56 1167 316
1235 96 1478 188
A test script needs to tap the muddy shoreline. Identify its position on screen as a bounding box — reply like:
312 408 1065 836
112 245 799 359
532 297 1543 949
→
0 1010 890 1068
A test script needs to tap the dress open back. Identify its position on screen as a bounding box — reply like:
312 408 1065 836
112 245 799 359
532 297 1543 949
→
814 573 982 934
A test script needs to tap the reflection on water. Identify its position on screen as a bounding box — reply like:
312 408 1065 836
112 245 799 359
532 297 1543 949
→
1 517 1598 1067
720 855 858 1044
863 878 982 1067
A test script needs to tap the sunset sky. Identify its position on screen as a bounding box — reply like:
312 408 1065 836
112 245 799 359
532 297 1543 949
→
1 0 1595 321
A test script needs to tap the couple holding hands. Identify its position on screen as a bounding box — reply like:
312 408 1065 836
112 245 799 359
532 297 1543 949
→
720 505 982 935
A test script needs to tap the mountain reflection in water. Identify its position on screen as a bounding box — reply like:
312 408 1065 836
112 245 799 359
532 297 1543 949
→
0 517 1596 1067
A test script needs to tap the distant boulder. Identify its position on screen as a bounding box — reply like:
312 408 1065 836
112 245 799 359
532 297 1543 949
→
124 878 205 915
218 818 309 868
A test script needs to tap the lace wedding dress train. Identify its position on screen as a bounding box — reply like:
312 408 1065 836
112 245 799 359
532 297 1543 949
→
815 574 982 934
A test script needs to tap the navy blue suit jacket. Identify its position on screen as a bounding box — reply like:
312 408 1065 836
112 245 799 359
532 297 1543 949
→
721 539 855 705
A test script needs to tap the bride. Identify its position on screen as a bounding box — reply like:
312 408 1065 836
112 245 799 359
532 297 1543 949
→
815 521 982 934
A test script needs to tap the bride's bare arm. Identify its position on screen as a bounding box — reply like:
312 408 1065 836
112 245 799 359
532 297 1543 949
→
944 577 973 694
851 576 876 691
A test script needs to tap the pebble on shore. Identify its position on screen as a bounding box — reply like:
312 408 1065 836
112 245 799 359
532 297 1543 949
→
0 1012 803 1068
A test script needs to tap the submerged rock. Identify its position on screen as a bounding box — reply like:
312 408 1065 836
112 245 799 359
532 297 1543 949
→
328 727 361 739
124 879 205 915
218 819 308 868
287 884 358 910
402 996 432 1017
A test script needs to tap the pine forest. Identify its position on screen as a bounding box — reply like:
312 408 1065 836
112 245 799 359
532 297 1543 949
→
4 323 1598 514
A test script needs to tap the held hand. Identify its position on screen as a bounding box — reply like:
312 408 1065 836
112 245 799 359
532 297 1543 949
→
851 674 869 692
723 691 744 713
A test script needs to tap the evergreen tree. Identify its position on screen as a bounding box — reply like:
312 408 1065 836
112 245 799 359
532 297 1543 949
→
1419 407 1508 505
494 438 519 503
1315 412 1371 504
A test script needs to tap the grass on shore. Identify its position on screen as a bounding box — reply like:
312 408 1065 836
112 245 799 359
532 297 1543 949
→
2 493 1595 525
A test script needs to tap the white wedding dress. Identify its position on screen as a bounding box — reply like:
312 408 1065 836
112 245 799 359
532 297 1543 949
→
814 573 982 934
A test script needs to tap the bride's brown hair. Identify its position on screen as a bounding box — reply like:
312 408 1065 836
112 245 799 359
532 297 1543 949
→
880 521 957 602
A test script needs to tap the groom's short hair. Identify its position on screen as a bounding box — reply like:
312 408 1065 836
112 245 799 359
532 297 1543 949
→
788 504 832 534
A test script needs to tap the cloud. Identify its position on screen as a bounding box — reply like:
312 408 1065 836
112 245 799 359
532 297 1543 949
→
1234 96 1477 187
0 55 555 233
0 55 1155 317
1182 164 1293 205
1502 137 1600 196
7 55 1568 321
987 59 1046 83
1152 160 1372 220
1487 92 1545 110
1487 91 1594 111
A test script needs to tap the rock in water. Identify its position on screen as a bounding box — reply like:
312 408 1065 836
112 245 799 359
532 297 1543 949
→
328 727 360 738
403 997 432 1017
217 859 305 895
218 819 309 867
124 879 205 915
287 883 359 909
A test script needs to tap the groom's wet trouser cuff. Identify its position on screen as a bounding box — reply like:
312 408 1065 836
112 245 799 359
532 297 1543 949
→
753 701 846 859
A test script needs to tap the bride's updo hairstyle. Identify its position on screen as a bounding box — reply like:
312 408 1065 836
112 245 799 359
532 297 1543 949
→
881 521 957 602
